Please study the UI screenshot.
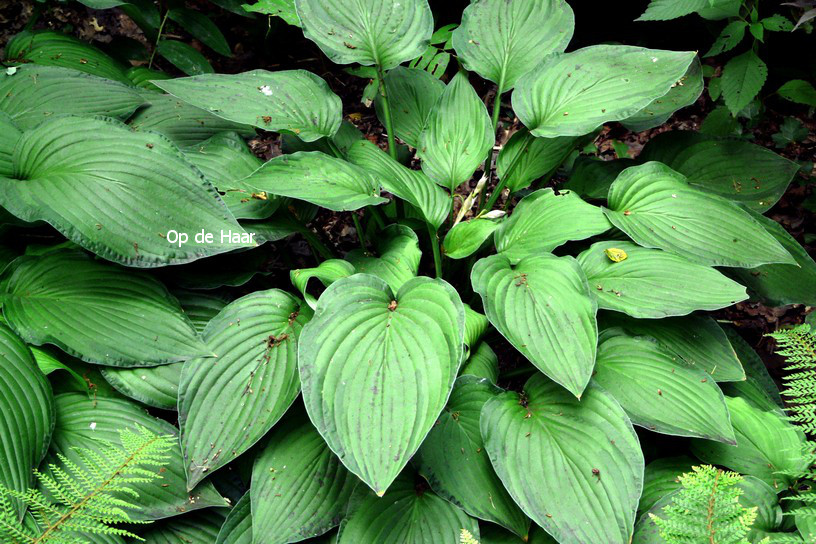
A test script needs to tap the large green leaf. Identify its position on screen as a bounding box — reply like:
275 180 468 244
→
154 70 342 142
0 116 252 266
0 65 145 130
577 241 748 318
140 509 227 542
294 0 433 70
299 274 464 495
50 393 227 520
0 113 20 177
443 216 503 260
513 45 696 137
167 7 232 56
243 151 386 212
291 259 356 310
416 376 529 538
494 189 610 263
336 472 478 543
346 224 421 291
460 342 499 383
639 131 799 211
471 254 597 398
604 162 793 267
622 57 704 132
562 156 632 200
638 456 695 516
636 0 709 20
129 93 254 147
417 72 493 191
691 396 808 491
101 363 182 410
600 313 745 382
0 324 54 519
251 410 356 544
3 251 208 366
481 374 643 543
179 289 312 488
5 31 130 83
595 329 735 442
216 493 252 544
182 132 278 221
346 139 448 229
157 40 214 76
452 0 574 92
496 130 577 193
730 211 816 306
463 304 489 349
374 67 445 148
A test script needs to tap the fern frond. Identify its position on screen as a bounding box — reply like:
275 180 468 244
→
770 325 816 435
0 426 174 544
460 528 480 544
650 465 756 544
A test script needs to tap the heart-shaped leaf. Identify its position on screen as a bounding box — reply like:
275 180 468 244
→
102 363 182 410
3 251 208 366
452 0 574 91
496 130 577 193
444 216 503 260
299 274 464 495
154 70 342 142
691 396 808 491
577 241 748 318
639 131 799 211
5 30 130 83
251 409 356 544
0 116 252 266
294 0 433 70
179 289 312 488
0 65 145 130
337 472 478 542
244 151 386 211
418 72 493 191
481 374 644 543
600 313 745 382
129 93 253 147
604 162 793 267
495 189 611 263
416 376 530 538
346 139 449 229
49 393 227 520
513 45 696 137
471 254 597 397
374 67 445 148
0 324 54 519
595 329 736 443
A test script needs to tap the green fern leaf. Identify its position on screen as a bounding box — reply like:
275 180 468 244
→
651 465 757 544
0 426 174 544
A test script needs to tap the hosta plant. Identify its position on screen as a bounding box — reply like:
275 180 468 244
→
0 0 814 543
